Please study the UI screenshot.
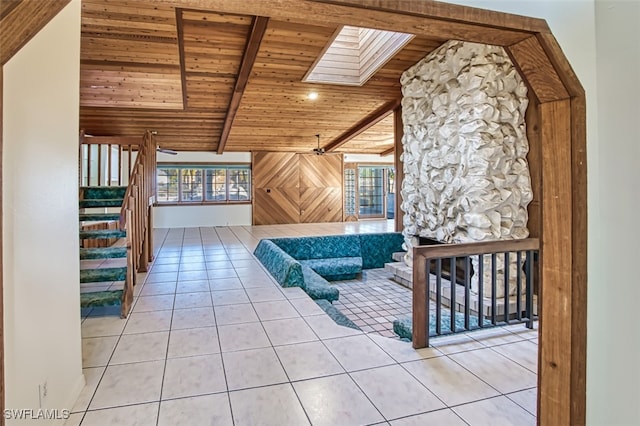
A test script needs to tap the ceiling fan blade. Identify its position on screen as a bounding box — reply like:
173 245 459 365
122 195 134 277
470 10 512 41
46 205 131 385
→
157 147 177 155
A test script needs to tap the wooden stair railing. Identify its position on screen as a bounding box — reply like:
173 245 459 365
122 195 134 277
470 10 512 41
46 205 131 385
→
118 130 156 317
411 238 540 348
78 130 156 318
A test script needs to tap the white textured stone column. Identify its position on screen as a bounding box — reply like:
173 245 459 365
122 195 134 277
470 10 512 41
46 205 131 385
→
400 40 532 298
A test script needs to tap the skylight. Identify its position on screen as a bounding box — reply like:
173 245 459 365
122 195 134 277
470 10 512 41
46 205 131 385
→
303 26 415 86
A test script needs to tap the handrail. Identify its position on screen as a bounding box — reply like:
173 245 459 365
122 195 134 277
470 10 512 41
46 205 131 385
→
412 237 540 348
119 130 156 317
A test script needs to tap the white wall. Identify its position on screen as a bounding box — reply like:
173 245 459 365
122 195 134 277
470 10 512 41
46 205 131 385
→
154 151 252 227
2 2 84 424
344 153 394 164
445 1 637 424
592 1 640 424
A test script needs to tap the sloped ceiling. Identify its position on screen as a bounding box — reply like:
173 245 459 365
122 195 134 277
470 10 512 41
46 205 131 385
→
78 0 442 153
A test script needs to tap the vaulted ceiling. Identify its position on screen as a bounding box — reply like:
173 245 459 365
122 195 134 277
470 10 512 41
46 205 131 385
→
78 0 442 154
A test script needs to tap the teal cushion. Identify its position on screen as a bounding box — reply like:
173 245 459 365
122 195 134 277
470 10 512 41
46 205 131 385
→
301 266 339 302
253 240 305 288
299 257 362 280
271 235 361 260
358 232 405 269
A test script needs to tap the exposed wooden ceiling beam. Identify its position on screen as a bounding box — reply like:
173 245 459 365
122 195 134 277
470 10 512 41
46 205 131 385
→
175 8 188 111
380 146 395 156
324 98 400 152
217 16 270 154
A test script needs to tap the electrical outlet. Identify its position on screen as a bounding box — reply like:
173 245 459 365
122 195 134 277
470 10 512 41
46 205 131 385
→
38 380 48 407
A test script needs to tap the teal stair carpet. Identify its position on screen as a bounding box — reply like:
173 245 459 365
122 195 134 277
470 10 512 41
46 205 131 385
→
79 229 126 239
80 247 127 260
79 186 128 311
393 312 491 341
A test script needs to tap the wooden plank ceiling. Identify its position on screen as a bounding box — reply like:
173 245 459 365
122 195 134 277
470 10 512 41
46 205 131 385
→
79 0 442 153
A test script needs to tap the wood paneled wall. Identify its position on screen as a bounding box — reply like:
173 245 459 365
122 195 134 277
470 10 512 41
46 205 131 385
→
253 152 343 225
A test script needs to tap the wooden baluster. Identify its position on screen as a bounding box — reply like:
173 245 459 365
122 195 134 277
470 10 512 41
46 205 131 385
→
412 252 429 348
107 143 112 186
118 145 122 186
97 143 102 186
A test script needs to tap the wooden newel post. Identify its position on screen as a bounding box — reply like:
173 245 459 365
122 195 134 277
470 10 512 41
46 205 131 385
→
412 251 429 348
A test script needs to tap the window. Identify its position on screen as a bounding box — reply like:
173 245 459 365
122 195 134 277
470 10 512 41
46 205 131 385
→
157 165 251 204
157 169 179 202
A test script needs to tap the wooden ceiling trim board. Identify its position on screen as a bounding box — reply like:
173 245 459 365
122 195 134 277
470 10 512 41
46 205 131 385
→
380 146 394 156
80 31 177 44
217 15 270 154
153 0 533 46
0 0 70 65
80 59 181 72
309 0 550 34
324 98 400 152
175 8 188 110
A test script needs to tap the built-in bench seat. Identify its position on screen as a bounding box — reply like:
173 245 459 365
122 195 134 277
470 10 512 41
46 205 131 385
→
254 232 405 303
271 235 363 280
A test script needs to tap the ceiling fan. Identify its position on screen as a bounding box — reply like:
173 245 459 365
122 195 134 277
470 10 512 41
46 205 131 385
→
313 134 325 155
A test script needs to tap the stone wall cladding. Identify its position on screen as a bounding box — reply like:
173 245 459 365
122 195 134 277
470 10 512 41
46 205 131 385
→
400 40 533 297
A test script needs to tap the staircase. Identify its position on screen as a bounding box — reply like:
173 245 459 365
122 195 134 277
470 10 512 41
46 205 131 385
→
79 186 130 315
78 130 157 318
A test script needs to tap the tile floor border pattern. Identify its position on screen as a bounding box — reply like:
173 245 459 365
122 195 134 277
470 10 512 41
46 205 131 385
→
71 223 539 426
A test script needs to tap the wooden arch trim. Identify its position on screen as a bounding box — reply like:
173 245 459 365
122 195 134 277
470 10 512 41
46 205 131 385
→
1 1 587 425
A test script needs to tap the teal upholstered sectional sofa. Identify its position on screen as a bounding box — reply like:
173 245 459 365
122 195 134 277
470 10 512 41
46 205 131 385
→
254 232 404 302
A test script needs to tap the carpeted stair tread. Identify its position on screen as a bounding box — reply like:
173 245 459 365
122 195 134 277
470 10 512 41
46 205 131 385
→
80 267 127 283
80 186 127 200
79 229 126 239
315 299 360 330
80 290 123 308
393 313 492 341
79 213 121 222
80 247 127 260
79 198 124 208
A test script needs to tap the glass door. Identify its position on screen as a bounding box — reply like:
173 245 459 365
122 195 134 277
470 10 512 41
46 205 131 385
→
358 166 386 218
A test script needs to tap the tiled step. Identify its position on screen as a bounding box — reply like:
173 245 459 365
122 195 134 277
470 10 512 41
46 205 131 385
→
80 247 127 260
80 186 127 200
79 213 121 222
80 267 126 283
79 198 124 208
80 290 123 308
392 251 405 262
79 229 126 240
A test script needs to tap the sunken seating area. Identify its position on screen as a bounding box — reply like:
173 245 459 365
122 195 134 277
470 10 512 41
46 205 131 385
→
254 233 405 303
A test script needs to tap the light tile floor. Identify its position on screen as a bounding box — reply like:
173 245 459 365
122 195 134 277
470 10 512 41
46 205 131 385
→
69 221 539 426
332 269 412 338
